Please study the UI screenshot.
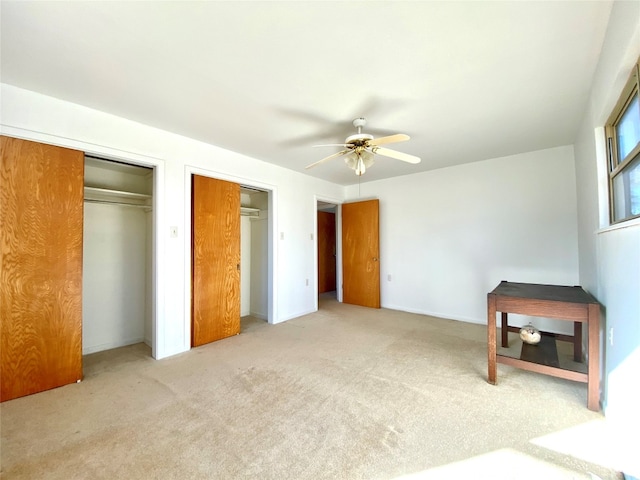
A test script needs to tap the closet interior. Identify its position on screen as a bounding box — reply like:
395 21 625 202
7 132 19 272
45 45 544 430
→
83 157 154 355
240 186 269 321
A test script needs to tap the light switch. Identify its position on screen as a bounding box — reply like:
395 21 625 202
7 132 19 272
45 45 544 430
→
170 226 178 238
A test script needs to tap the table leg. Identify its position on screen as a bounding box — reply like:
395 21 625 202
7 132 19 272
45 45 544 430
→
587 303 600 411
574 322 583 362
501 312 508 347
488 294 497 384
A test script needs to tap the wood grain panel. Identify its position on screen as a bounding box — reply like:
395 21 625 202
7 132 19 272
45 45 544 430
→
191 175 240 346
520 334 559 367
317 211 336 294
497 355 588 383
342 199 380 308
495 297 589 321
1 136 84 402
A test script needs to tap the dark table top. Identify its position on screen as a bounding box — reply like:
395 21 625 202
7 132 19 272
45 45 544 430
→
489 281 598 304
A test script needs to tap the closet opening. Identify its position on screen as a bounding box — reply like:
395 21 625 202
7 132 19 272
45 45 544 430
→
240 185 270 333
82 156 155 362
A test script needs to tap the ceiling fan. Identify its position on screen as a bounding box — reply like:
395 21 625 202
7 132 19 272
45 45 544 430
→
305 118 421 176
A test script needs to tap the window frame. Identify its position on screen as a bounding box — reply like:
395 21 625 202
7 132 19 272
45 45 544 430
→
605 58 640 224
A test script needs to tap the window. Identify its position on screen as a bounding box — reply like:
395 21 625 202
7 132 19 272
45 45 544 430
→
606 58 640 224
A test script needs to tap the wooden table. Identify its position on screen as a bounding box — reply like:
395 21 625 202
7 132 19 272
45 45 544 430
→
487 281 600 411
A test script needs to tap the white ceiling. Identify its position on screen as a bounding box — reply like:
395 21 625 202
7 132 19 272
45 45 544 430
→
1 1 612 186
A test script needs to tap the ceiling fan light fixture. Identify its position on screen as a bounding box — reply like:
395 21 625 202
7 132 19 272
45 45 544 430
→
344 154 357 171
345 150 374 176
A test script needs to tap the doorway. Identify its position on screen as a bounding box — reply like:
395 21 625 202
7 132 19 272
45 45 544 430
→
316 200 340 306
315 198 381 310
317 202 338 298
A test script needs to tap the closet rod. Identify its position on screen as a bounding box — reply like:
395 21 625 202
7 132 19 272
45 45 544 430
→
84 199 151 209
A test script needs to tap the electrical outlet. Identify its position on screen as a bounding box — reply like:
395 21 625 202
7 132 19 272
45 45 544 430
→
305 278 309 286
280 232 284 240
387 274 392 281
609 327 614 346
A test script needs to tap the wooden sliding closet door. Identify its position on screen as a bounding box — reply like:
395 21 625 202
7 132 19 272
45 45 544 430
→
1 136 84 402
191 175 240 347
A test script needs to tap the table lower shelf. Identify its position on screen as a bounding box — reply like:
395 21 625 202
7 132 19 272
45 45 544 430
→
520 333 559 366
497 333 587 383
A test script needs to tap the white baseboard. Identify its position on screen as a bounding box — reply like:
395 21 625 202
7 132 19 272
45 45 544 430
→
83 337 145 355
249 311 268 320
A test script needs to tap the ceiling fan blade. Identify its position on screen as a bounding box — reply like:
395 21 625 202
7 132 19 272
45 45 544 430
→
305 149 351 169
312 143 350 148
373 147 421 164
369 134 410 146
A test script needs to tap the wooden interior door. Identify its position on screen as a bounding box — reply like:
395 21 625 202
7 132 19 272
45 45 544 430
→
317 211 337 293
1 136 84 402
191 175 240 347
342 199 380 308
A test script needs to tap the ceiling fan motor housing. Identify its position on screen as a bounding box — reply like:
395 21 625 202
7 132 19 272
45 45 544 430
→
345 133 374 146
347 117 373 145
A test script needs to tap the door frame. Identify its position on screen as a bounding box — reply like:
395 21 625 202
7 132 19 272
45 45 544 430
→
313 195 343 311
184 166 277 350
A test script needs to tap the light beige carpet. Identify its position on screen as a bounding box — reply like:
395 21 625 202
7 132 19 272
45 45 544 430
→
0 295 623 479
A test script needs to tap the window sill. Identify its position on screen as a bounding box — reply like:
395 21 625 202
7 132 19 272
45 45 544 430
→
597 216 640 234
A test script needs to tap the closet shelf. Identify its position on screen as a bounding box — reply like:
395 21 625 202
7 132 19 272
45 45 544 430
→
84 186 151 200
241 207 260 217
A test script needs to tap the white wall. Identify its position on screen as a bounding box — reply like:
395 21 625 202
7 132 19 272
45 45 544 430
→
573 0 640 447
240 216 252 316
145 208 153 345
596 226 640 415
251 216 269 319
345 146 580 332
83 203 148 353
0 83 345 359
